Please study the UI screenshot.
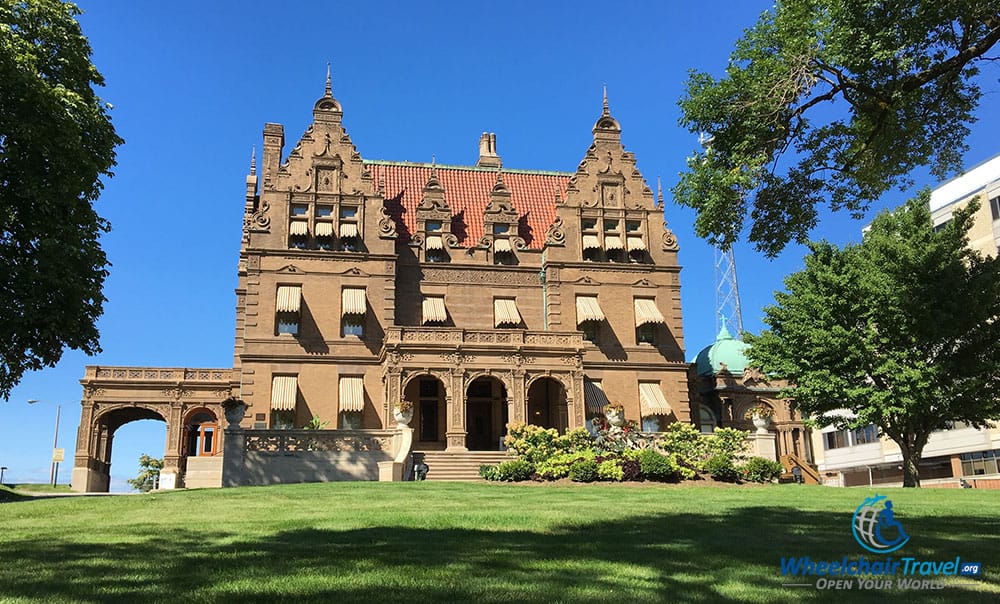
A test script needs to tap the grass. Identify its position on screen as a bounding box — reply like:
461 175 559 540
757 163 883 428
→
0 482 997 603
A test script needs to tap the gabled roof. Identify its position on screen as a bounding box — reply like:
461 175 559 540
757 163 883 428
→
365 160 571 250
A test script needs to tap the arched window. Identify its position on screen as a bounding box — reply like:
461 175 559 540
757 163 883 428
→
699 406 718 434
185 410 219 456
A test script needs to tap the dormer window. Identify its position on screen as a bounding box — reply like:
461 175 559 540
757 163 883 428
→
425 234 448 263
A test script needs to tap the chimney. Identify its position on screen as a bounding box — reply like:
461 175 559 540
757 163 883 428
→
477 131 501 168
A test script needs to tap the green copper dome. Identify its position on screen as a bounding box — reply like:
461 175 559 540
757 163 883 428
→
695 323 750 377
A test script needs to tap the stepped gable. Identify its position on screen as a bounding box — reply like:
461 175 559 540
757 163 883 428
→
367 161 571 250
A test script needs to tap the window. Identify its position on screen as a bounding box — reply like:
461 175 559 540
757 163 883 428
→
342 288 366 337
270 410 295 429
494 298 522 328
699 407 718 434
493 224 510 235
340 411 361 429
275 285 301 336
338 376 364 427
641 416 664 432
960 449 999 476
316 205 333 218
582 218 597 231
291 204 309 217
626 220 641 233
823 430 849 450
990 196 1000 221
315 220 334 250
582 322 599 343
637 323 655 344
289 220 308 249
339 206 359 251
270 374 298 428
426 220 442 232
933 218 952 233
493 238 516 265
603 219 619 232
852 424 879 445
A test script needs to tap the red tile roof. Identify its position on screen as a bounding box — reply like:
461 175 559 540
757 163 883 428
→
366 161 571 250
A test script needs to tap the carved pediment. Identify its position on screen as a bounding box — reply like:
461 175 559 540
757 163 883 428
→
277 264 303 274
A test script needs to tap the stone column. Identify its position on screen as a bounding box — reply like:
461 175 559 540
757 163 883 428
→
160 403 184 490
445 369 467 451
511 369 526 423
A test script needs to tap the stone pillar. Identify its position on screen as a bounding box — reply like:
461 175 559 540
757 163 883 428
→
445 370 467 451
511 369 526 423
160 403 183 489
221 426 247 488
748 431 777 461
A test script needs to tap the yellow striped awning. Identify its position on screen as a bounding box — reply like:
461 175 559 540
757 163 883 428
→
639 383 672 415
604 235 624 250
340 223 359 238
315 222 334 238
634 299 666 327
338 376 365 412
289 221 309 236
342 288 366 316
275 286 301 313
627 236 646 251
584 380 611 414
422 296 447 324
576 295 605 325
271 376 298 411
426 235 443 250
582 234 600 251
494 238 512 253
494 298 522 327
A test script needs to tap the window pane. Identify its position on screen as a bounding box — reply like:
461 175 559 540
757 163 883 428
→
582 218 597 231
278 320 299 335
603 219 619 232
340 206 358 219
316 206 333 218
626 221 641 232
493 224 510 235
291 204 309 216
426 220 442 232
990 196 1000 221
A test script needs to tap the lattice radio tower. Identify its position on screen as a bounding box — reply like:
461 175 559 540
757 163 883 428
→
698 132 745 339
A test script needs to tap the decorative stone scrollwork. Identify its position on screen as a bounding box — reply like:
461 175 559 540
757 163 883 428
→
378 204 397 239
244 431 392 453
162 387 192 400
478 234 493 249
248 200 271 232
501 353 535 366
443 233 459 248
662 221 679 251
409 232 425 248
510 236 527 251
441 352 476 365
544 216 566 246
83 385 105 400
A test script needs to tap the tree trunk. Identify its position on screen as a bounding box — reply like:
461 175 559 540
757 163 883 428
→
900 448 921 488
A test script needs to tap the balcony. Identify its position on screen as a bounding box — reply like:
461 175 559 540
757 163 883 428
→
383 327 584 349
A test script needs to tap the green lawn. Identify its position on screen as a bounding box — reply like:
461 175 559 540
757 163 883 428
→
0 482 997 603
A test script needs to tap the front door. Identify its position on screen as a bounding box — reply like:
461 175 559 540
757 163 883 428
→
466 400 493 451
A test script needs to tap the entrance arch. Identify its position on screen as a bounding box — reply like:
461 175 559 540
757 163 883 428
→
465 376 508 451
184 407 220 457
87 405 168 492
403 374 447 449
526 377 568 432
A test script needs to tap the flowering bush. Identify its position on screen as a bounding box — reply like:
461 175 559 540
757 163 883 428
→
744 404 775 420
597 459 625 482
657 422 708 468
741 457 784 483
534 450 596 480
704 427 750 460
504 423 592 464
593 420 643 454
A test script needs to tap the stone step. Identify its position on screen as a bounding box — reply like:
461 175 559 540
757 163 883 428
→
413 450 512 481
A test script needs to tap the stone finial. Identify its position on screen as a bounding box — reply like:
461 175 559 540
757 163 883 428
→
250 146 256 176
657 176 663 208
602 83 609 116
325 62 332 97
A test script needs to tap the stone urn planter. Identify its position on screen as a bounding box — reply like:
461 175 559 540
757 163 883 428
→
751 414 771 434
605 406 625 427
222 398 247 429
393 402 414 427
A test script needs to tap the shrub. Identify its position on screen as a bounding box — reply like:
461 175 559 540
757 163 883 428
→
535 450 596 481
742 457 784 483
504 423 595 464
495 459 534 482
597 459 625 482
621 459 642 481
479 465 500 481
637 448 680 482
704 453 740 482
658 422 707 469
704 427 749 460
569 459 598 482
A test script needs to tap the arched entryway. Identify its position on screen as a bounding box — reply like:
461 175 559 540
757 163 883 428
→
184 408 219 457
403 374 447 449
87 406 168 493
526 377 567 432
465 376 508 451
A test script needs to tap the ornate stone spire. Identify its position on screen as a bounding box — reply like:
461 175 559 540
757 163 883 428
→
602 83 609 116
250 146 256 176
657 176 663 208
325 62 332 97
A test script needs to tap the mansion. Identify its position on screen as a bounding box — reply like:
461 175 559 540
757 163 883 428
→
71 78 807 491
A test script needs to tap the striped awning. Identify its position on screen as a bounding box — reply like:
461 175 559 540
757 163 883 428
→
275 286 302 313
422 296 447 324
639 383 672 415
340 223 358 238
582 234 600 250
426 235 443 250
634 299 666 327
289 221 308 236
604 235 624 250
627 236 646 251
342 288 366 316
315 222 334 238
494 238 512 253
271 376 298 411
339 376 365 412
584 380 611 414
494 298 522 327
576 295 605 325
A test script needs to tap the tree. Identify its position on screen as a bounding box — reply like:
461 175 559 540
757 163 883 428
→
745 193 1000 486
127 454 163 493
674 1 1000 256
0 1 122 399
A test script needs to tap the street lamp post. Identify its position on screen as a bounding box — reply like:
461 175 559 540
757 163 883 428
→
27 400 61 487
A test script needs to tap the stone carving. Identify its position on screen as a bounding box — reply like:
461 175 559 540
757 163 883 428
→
742 366 771 387
378 204 397 239
662 221 679 251
401 330 463 343
422 268 537 286
162 387 192 400
83 385 105 399
544 215 566 246
244 430 392 453
501 353 535 366
441 352 475 365
246 200 271 233
510 236 527 251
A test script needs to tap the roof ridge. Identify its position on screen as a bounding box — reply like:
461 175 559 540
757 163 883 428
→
364 158 572 177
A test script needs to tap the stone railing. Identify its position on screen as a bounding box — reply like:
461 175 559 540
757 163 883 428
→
84 366 233 382
244 429 395 453
384 327 584 348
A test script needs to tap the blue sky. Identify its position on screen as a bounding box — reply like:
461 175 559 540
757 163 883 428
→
2 1 998 489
